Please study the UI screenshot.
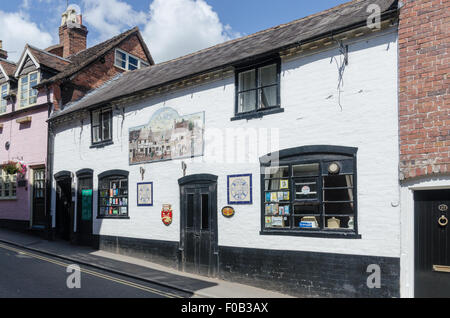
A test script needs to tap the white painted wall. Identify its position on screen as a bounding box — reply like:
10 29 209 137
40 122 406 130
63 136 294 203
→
51 29 399 258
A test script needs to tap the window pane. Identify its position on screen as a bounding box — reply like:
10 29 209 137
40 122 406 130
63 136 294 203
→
238 91 256 113
294 177 318 200
293 164 319 177
187 194 194 228
102 111 111 140
128 56 138 70
238 70 256 91
259 86 277 108
92 110 100 126
265 166 289 179
92 126 100 143
259 64 277 86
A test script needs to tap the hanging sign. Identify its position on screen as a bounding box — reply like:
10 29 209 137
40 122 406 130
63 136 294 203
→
161 204 173 226
221 206 235 218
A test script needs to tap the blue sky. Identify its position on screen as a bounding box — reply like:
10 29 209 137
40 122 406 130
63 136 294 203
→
0 0 349 62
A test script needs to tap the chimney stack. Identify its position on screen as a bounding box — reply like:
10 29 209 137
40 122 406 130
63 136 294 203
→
59 7 88 58
0 41 8 60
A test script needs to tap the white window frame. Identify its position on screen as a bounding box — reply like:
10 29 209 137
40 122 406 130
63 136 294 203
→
0 83 8 113
114 49 149 71
0 170 17 200
18 71 40 108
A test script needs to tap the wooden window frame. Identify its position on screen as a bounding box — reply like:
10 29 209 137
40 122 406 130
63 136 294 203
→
260 146 360 239
0 83 8 113
97 170 129 219
114 49 149 71
0 170 17 200
18 71 39 108
90 107 113 147
232 58 282 121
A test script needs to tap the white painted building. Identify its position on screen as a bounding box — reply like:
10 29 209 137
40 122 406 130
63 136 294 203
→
48 0 403 297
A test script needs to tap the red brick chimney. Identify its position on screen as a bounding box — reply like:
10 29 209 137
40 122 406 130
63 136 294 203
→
0 40 8 60
59 8 88 58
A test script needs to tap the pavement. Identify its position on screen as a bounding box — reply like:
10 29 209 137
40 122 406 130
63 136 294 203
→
0 228 292 298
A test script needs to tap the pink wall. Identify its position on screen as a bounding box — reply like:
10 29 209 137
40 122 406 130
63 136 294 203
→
0 90 49 221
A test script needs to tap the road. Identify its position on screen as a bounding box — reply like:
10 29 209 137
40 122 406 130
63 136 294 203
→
0 242 191 298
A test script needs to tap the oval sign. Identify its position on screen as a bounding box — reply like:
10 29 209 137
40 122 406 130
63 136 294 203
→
222 206 235 218
438 204 448 212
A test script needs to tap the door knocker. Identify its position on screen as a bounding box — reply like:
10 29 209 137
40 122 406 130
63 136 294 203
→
438 215 448 227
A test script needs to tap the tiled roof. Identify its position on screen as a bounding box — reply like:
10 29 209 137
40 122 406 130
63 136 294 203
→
27 45 71 72
50 0 399 120
38 27 154 87
0 59 17 78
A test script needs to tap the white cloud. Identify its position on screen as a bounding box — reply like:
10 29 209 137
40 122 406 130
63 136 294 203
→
0 10 53 62
82 0 148 42
141 0 240 63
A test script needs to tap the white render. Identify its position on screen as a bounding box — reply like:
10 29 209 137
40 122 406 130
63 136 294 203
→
51 30 399 259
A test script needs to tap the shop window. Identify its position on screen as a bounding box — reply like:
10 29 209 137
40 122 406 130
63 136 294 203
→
91 107 112 146
232 58 282 121
260 146 359 238
0 170 17 200
98 170 129 218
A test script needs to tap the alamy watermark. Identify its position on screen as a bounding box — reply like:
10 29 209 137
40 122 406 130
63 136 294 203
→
66 264 81 289
366 264 381 289
367 4 381 30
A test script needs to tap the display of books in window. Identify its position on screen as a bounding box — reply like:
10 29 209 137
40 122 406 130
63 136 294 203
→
98 176 128 217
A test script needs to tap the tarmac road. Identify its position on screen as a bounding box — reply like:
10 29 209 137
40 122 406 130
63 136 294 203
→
0 242 191 298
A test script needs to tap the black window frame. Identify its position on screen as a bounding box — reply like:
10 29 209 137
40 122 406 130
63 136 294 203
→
90 107 113 147
232 57 283 121
97 170 129 219
259 145 360 239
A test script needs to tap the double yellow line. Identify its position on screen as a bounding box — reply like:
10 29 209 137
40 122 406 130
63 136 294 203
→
0 242 183 298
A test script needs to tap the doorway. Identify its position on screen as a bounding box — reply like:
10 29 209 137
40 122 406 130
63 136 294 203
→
76 169 93 246
179 174 218 277
32 168 46 227
414 189 450 297
55 172 73 241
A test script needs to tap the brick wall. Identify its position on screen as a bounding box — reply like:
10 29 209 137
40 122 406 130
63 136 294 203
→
398 0 450 180
66 34 149 103
59 24 88 58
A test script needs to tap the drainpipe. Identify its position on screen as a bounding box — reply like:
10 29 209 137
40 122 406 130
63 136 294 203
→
45 85 55 240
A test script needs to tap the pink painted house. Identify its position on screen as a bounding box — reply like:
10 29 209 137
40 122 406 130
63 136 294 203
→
0 7 153 234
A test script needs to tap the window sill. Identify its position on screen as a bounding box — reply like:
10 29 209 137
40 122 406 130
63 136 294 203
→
260 229 361 239
97 216 130 219
0 198 17 201
90 140 113 149
231 107 284 121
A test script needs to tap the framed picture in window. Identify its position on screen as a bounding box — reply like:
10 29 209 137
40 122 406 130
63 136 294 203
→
227 174 252 205
137 182 153 206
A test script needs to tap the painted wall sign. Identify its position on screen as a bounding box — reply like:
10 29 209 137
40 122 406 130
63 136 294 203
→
129 107 205 165
227 174 252 205
161 204 173 226
221 206 235 218
137 182 153 206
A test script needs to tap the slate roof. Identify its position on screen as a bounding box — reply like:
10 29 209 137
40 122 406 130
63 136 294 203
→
38 27 154 87
50 0 399 121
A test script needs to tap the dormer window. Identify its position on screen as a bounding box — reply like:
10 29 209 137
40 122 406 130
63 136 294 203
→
0 83 7 113
114 49 148 71
19 72 39 108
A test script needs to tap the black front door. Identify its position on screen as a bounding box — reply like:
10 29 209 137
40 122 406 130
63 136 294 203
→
55 177 72 241
32 168 46 227
77 176 93 246
415 189 450 298
179 175 218 277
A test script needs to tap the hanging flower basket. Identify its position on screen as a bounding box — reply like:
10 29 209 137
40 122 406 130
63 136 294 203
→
2 160 27 178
